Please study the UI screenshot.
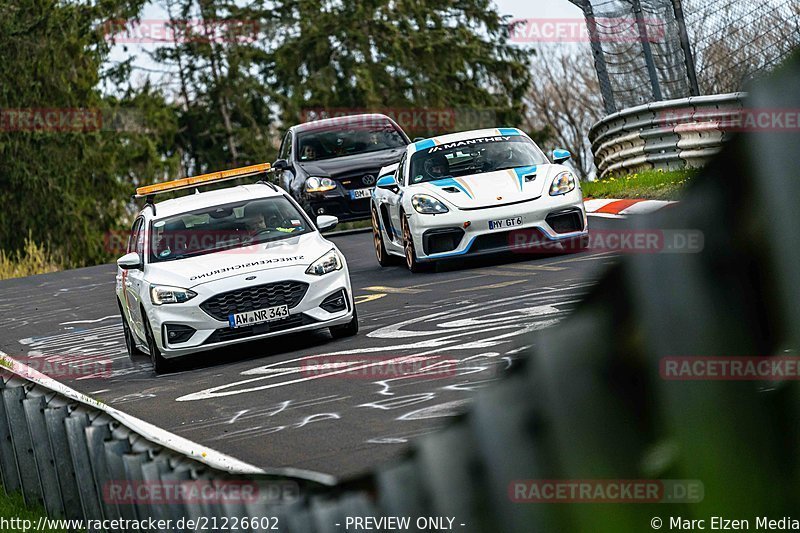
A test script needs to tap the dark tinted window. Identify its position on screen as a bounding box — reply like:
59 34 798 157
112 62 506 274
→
296 121 406 162
409 136 547 184
149 197 311 263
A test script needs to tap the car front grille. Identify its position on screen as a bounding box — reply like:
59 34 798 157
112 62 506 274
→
546 209 585 234
200 281 309 321
471 227 548 254
337 170 381 190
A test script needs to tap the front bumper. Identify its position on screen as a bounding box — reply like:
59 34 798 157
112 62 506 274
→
144 266 353 358
408 189 588 261
304 191 372 222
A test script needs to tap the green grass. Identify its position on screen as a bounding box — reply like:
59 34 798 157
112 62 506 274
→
0 236 62 281
0 491 71 532
333 220 371 232
582 169 697 201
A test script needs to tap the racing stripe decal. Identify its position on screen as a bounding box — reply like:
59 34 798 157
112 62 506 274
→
510 165 538 191
431 177 474 199
455 177 475 199
414 139 436 151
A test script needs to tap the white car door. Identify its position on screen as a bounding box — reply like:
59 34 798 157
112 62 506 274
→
385 154 407 242
124 217 148 340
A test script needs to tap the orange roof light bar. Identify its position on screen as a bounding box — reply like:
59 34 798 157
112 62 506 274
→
135 163 271 198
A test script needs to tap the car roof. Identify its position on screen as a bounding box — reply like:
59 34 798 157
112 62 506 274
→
147 183 284 220
291 113 400 134
408 127 526 155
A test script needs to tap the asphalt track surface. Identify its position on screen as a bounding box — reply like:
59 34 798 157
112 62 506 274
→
0 217 623 481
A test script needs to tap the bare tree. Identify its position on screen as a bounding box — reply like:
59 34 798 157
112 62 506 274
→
523 46 604 181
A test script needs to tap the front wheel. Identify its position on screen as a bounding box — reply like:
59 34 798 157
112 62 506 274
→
330 306 359 338
402 216 433 273
372 207 400 267
142 311 172 374
118 302 145 360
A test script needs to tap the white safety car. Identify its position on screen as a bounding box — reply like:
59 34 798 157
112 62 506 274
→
115 164 357 373
369 128 588 272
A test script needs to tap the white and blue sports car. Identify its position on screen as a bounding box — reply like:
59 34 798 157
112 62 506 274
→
369 128 588 272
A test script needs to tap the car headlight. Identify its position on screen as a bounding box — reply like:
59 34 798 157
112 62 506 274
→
150 285 198 305
411 194 449 214
306 177 336 193
549 171 576 196
306 249 343 276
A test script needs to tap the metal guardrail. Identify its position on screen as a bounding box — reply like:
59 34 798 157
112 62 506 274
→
588 92 746 179
0 353 338 530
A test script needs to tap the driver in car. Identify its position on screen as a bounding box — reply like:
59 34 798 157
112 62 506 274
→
424 154 450 180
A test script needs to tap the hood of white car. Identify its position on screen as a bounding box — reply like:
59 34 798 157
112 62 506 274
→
144 233 333 289
414 164 558 210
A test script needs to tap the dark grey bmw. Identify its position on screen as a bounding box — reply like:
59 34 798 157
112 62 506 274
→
273 114 411 222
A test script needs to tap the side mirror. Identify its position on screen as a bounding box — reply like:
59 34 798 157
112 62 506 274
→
273 159 290 171
316 215 339 232
376 175 398 190
117 252 143 270
552 149 571 164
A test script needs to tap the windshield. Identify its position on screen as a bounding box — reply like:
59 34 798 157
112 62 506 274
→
408 135 548 185
148 196 311 263
296 122 407 162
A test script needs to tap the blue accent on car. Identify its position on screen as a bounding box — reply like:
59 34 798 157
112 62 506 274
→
419 226 588 261
498 128 522 136
414 139 436 151
376 175 398 188
511 165 538 189
430 177 473 199
553 149 571 162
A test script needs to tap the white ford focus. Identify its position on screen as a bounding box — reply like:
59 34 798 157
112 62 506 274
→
115 164 357 373
369 128 588 272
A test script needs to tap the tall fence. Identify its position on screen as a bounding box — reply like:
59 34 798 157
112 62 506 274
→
1 54 800 531
569 0 799 113
683 0 800 94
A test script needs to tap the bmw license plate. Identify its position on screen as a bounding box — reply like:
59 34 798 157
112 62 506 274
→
488 217 523 230
350 188 373 200
228 305 289 328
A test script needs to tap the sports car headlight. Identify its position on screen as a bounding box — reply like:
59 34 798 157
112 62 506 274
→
306 177 336 193
306 249 343 276
411 194 449 214
150 285 198 305
549 171 576 196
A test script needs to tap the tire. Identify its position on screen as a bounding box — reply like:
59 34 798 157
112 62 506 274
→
371 206 400 267
142 310 171 374
118 301 145 360
330 306 359 338
402 215 433 273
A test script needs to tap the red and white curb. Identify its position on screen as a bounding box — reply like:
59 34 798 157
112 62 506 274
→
585 198 677 219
